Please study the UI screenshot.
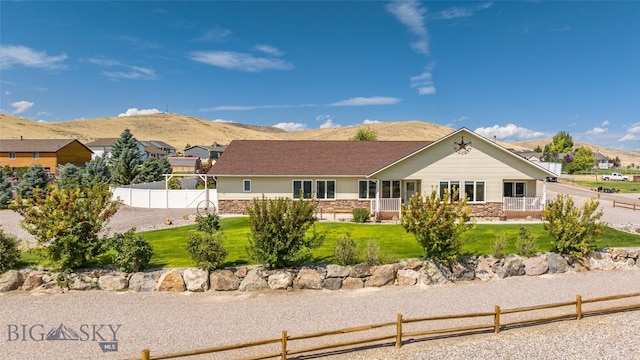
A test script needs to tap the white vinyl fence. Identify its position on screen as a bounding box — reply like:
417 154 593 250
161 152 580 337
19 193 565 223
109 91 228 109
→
111 187 218 209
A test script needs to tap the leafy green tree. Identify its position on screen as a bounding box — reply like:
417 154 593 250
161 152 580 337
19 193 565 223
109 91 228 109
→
533 145 543 153
566 146 594 174
245 196 325 268
351 126 378 141
10 182 120 271
109 129 142 185
0 171 13 209
110 228 153 272
549 131 574 155
111 148 141 185
16 164 50 199
0 226 21 273
133 157 164 184
85 155 111 184
543 194 605 257
401 188 474 263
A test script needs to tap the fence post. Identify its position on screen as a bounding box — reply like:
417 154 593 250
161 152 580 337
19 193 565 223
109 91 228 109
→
576 295 582 320
141 349 150 360
613 200 616 208
396 313 403 348
494 305 501 334
282 330 287 360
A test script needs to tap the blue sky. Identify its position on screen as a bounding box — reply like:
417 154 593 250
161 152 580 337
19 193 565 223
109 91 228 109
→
1 1 639 150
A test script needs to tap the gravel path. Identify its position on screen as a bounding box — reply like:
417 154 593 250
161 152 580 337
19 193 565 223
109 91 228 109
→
1 269 639 360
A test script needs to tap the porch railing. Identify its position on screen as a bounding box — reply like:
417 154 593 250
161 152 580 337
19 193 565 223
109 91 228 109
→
503 196 544 211
372 198 402 213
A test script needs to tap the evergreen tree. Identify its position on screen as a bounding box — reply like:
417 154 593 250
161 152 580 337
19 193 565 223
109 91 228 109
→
0 171 13 209
533 145 543 153
133 157 164 183
16 164 50 199
111 148 140 185
85 155 111 184
158 156 172 175
58 164 83 189
109 128 141 161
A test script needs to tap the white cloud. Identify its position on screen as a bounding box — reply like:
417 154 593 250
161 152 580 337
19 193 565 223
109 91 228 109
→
386 0 429 55
363 119 382 124
320 119 341 129
618 122 640 142
454 116 470 122
410 68 436 95
189 51 293 72
474 124 545 140
11 100 34 114
329 96 400 106
87 57 156 80
195 28 232 42
254 45 283 57
211 118 236 123
432 2 492 20
274 122 307 131
37 111 51 116
601 120 610 126
586 127 608 135
0 45 67 70
118 108 162 117
4 91 10 95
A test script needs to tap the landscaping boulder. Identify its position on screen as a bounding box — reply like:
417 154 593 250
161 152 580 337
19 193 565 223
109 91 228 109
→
609 248 629 261
22 271 44 291
496 256 525 278
0 270 24 292
69 274 94 291
239 269 268 292
397 269 419 286
350 264 372 278
365 264 397 287
183 268 210 292
210 270 241 291
268 271 293 290
450 259 476 281
420 260 451 285
400 259 424 271
156 269 185 292
98 274 129 291
128 272 157 292
589 252 615 271
341 277 364 289
326 264 351 278
547 253 568 274
476 256 498 282
524 256 549 276
294 268 323 290
322 277 343 290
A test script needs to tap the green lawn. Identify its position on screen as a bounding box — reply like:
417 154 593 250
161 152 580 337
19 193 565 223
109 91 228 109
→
19 217 640 269
561 179 640 193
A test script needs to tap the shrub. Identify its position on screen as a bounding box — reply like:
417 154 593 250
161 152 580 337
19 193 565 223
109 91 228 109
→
516 226 537 257
365 241 382 265
195 213 221 233
401 188 474 263
186 231 228 271
0 171 13 209
0 227 21 273
334 232 359 266
491 233 509 259
245 196 325 268
544 194 605 256
110 228 153 272
351 208 370 223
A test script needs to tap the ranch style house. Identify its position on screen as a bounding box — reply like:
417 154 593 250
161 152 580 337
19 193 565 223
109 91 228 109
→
209 128 557 219
0 138 93 176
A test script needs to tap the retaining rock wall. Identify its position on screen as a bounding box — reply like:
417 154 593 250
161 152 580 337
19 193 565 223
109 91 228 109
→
1 249 638 294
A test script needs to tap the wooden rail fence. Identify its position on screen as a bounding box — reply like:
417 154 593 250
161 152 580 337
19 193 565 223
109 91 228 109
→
135 292 640 360
613 199 638 211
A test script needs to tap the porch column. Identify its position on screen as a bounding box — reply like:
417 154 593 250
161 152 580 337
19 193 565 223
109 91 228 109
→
542 178 547 210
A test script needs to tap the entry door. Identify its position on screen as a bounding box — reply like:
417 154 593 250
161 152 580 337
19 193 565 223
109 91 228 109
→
404 181 417 203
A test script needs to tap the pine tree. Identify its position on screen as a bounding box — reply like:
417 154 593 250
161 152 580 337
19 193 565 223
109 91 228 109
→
58 164 83 189
16 164 50 199
109 128 141 161
158 156 172 175
109 129 142 185
0 171 13 209
133 157 164 183
85 155 111 184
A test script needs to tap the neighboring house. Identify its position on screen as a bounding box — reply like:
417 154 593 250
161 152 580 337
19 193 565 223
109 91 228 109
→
85 138 148 161
167 156 203 173
209 128 557 219
594 151 612 169
140 140 176 158
515 151 543 162
184 143 227 161
0 138 93 175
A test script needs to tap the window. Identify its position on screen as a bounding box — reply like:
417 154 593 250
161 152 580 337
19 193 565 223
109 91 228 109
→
358 180 377 199
293 180 313 199
243 179 251 192
316 180 335 199
32 152 39 159
9 152 16 159
464 181 485 202
439 181 460 201
381 180 401 198
503 182 526 198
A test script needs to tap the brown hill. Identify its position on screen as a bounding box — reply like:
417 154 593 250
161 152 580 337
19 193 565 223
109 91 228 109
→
512 139 640 168
5 113 637 165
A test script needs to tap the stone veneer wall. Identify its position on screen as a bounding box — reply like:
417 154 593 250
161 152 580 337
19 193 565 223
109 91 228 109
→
219 199 371 215
1 248 637 294
469 202 502 217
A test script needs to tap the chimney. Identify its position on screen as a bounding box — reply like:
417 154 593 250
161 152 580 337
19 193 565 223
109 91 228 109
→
20 136 23 140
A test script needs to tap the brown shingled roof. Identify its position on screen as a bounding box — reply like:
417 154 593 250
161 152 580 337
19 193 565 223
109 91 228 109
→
209 140 432 176
0 139 82 152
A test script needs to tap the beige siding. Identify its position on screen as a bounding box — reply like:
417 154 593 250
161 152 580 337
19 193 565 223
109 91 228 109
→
217 177 361 200
375 132 551 202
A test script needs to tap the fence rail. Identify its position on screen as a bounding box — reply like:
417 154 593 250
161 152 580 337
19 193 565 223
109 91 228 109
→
134 291 640 360
613 199 638 211
502 196 544 211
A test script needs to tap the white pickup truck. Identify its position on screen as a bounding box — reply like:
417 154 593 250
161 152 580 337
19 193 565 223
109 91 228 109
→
601 172 629 181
